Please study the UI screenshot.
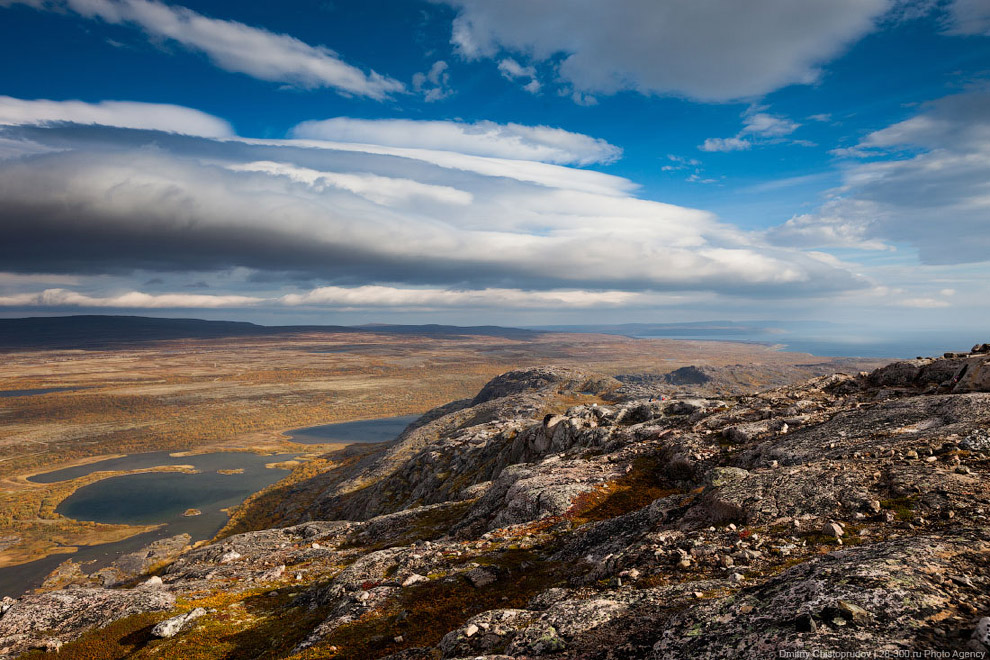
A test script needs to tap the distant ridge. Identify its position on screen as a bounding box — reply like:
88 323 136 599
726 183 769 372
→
0 315 539 350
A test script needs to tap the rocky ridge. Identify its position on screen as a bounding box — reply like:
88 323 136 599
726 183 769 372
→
1 347 989 658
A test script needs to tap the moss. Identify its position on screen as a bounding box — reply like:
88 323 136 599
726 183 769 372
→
20 612 166 659
880 496 918 521
568 456 681 525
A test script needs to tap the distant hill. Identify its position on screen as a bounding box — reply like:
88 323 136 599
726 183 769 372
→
0 315 539 350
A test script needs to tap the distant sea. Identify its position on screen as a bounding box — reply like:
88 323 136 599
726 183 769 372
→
629 331 987 359
531 323 985 360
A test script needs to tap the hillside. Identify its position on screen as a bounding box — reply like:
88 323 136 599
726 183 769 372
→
0 316 539 351
1 345 989 658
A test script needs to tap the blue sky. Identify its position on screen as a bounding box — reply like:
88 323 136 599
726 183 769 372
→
0 0 989 340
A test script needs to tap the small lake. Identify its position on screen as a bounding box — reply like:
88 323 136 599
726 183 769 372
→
0 386 85 398
0 414 421 598
286 414 419 445
0 451 296 598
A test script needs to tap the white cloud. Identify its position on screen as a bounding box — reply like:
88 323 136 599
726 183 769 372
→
769 90 990 264
290 117 622 166
497 57 541 94
742 111 800 137
943 0 990 35
701 108 801 152
413 61 453 102
227 161 473 206
280 285 635 309
4 0 404 98
699 137 751 152
0 96 233 137
897 297 951 308
768 198 895 251
0 288 262 308
440 0 891 101
253 136 633 196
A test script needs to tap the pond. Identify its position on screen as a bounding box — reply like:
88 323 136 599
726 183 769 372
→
0 451 297 598
0 413 422 598
286 414 419 444
0 386 85 398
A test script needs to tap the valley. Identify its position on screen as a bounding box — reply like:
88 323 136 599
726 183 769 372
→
0 325 881 583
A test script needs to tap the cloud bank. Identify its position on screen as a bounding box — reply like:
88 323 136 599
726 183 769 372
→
0 103 871 314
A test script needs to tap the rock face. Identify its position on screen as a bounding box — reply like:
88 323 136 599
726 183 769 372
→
2 350 989 658
0 588 174 656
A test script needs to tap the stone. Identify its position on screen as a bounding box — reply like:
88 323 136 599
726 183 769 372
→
973 617 990 649
9 357 990 658
795 613 818 633
218 551 241 564
150 608 207 639
837 600 871 625
140 576 163 589
823 522 845 538
465 567 498 588
258 565 285 581
401 573 427 587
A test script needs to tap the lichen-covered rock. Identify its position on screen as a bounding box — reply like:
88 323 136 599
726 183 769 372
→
0 588 174 656
150 607 206 638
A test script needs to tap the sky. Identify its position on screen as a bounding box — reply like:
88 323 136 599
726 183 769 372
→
0 0 989 340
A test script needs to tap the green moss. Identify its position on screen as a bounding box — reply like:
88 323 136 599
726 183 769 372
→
880 496 918 521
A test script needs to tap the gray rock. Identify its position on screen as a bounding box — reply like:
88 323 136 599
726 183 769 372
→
150 607 207 638
465 567 497 588
823 522 845 538
973 617 990 649
0 588 174 656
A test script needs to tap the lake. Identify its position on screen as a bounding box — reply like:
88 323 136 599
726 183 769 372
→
286 414 419 444
0 414 421 598
0 451 297 598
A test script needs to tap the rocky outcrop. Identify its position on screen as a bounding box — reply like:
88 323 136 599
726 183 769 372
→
2 347 989 658
0 588 174 656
